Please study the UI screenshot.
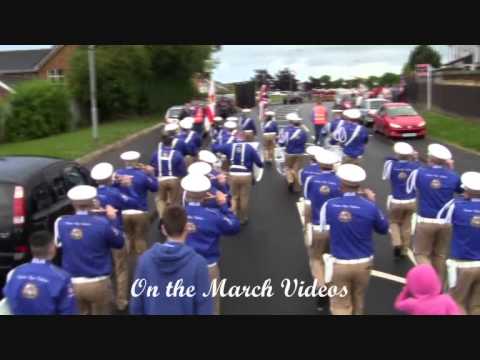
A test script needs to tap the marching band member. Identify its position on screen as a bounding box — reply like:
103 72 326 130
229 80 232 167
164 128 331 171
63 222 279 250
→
164 123 189 157
438 171 480 314
115 151 159 256
320 164 389 315
212 126 264 225
278 113 308 193
179 117 202 167
91 162 138 312
303 149 342 311
382 142 421 258
335 109 369 165
54 186 125 315
215 120 240 173
262 111 278 164
149 133 187 221
240 109 257 142
299 145 324 189
182 174 241 314
406 144 463 283
211 116 225 143
3 231 77 315
198 150 232 206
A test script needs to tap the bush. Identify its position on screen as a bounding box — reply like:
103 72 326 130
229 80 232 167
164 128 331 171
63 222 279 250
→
5 80 71 142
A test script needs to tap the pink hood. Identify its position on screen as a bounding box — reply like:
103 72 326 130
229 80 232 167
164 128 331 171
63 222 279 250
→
395 265 462 315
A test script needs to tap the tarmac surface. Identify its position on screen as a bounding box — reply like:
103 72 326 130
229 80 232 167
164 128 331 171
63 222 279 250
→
85 101 479 315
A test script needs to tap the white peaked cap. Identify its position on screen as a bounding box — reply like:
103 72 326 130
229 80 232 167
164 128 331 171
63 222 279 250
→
181 174 211 193
315 149 340 165
394 142 414 155
214 116 223 122
428 143 452 161
198 150 218 164
242 109 252 113
180 118 194 130
164 123 179 132
91 162 114 181
343 109 362 120
265 111 276 116
120 151 141 161
188 162 213 176
306 145 324 156
68 185 97 202
461 172 480 192
286 113 302 122
224 121 237 130
336 164 367 183
227 116 238 122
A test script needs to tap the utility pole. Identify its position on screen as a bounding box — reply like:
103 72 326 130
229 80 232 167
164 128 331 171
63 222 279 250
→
427 64 432 110
88 45 99 141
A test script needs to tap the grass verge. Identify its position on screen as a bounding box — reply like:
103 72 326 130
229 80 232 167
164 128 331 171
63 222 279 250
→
0 116 159 160
421 110 480 153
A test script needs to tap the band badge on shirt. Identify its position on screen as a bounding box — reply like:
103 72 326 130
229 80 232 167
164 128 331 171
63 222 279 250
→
398 172 408 180
430 179 442 189
338 211 353 223
186 222 197 233
71 228 83 240
22 283 39 300
319 185 331 195
471 216 480 228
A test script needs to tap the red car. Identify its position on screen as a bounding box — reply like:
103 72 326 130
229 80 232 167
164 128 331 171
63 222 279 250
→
373 103 427 139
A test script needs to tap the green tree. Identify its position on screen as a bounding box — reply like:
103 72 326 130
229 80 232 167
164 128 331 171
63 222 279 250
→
251 69 275 89
366 76 381 88
403 45 442 75
380 72 401 86
274 68 298 91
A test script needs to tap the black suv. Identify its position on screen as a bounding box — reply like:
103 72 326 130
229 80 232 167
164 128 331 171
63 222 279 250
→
0 156 94 288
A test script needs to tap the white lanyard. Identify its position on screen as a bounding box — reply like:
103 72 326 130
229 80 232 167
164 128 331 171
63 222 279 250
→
158 144 175 176
344 124 362 147
264 120 273 131
288 128 302 145
186 131 194 144
230 143 246 167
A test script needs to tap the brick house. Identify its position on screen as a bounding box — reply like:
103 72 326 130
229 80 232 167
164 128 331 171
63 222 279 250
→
0 45 79 98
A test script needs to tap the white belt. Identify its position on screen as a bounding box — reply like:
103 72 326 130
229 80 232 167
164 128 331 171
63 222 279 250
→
446 259 480 288
390 197 416 204
263 132 276 136
312 224 330 232
158 176 178 182
323 254 373 284
208 262 218 268
72 275 109 285
229 172 252 177
417 215 446 225
244 130 254 133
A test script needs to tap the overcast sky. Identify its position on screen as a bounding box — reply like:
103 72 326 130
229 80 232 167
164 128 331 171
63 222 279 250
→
0 44 449 83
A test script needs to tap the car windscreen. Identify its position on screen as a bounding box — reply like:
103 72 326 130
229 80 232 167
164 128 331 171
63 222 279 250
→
370 101 387 109
387 107 418 117
0 184 13 225
168 109 182 117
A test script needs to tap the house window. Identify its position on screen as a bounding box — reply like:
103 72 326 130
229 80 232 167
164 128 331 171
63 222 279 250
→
47 69 64 82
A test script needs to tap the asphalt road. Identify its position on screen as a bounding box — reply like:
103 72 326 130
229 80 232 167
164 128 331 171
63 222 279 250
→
85 102 479 315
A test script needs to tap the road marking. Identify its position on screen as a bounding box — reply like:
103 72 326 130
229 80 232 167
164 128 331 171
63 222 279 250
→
297 202 305 226
371 270 406 285
406 248 417 266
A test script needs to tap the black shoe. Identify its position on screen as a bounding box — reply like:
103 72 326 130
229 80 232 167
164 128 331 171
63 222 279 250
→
394 246 402 259
316 296 330 312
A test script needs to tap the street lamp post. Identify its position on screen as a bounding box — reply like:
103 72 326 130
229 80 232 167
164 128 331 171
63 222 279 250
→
88 45 99 141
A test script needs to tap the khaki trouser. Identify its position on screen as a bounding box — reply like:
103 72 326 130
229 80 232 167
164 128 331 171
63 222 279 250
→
208 264 221 315
244 131 255 142
307 229 330 287
112 246 129 310
450 266 480 315
73 278 113 315
414 222 452 284
263 134 276 162
156 178 181 219
389 201 416 254
221 157 230 172
342 155 362 166
229 174 252 223
285 154 303 192
330 261 372 315
123 213 150 256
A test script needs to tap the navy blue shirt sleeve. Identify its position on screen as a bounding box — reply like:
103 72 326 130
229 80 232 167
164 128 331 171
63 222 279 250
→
56 277 78 315
105 223 125 249
373 205 389 235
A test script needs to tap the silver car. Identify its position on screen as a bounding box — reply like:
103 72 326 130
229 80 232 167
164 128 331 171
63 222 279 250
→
359 98 388 126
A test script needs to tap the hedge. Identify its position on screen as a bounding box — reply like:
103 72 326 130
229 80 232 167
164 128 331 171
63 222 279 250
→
5 80 71 142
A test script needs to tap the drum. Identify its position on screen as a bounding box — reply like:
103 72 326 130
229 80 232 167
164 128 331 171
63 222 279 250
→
274 146 286 176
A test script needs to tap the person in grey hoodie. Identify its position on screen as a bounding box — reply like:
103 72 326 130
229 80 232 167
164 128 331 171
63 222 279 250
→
129 206 213 315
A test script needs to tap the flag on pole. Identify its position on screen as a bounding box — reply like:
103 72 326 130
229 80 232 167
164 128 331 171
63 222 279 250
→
206 80 216 124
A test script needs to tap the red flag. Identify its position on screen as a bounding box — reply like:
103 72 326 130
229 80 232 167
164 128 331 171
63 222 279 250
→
207 80 216 124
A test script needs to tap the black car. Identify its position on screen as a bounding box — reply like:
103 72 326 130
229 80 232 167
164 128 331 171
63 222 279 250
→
0 156 94 288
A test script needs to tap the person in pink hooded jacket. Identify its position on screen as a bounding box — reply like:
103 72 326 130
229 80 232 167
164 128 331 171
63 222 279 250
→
395 264 463 315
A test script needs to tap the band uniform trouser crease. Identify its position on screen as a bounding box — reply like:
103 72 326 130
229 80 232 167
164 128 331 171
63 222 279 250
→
389 201 416 254
73 278 114 315
156 178 181 219
263 134 276 162
123 213 150 256
285 154 303 192
229 174 252 223
450 266 480 315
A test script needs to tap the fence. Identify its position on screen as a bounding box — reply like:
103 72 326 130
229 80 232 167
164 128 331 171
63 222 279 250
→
406 76 480 119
